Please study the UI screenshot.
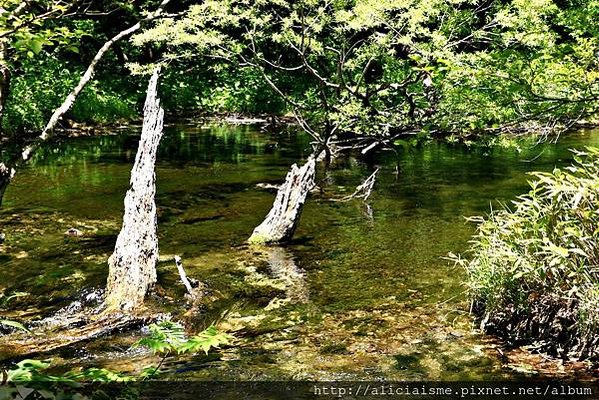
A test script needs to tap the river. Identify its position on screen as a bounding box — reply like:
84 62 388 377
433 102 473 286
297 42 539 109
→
1 123 598 380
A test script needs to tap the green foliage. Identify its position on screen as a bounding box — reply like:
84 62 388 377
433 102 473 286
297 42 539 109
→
3 320 231 385
453 147 599 358
134 320 232 356
0 319 29 332
5 359 70 383
66 367 135 383
2 54 138 133
0 291 28 306
0 1 88 61
1 360 142 400
133 320 187 354
181 326 232 355
131 0 599 142
160 65 287 115
0 291 30 332
3 1 597 140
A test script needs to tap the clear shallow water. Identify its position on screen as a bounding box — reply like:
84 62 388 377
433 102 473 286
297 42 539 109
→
1 124 598 380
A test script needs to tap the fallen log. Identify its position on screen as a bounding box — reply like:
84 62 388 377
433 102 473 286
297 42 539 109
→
248 157 316 244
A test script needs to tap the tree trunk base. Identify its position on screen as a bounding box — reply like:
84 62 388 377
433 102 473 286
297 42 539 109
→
104 69 164 312
0 311 161 361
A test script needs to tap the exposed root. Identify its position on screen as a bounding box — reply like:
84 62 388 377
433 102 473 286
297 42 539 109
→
477 294 598 362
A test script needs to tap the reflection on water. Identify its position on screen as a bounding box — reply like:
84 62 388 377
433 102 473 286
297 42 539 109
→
259 246 308 303
1 123 598 379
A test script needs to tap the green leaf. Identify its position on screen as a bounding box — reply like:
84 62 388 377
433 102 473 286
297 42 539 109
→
180 326 231 355
0 319 29 332
544 244 569 258
29 38 43 54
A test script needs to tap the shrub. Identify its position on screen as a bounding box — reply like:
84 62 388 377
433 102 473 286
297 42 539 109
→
159 64 289 116
2 55 139 134
453 147 599 361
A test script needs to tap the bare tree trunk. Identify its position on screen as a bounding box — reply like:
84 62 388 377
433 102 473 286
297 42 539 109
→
249 157 316 244
104 69 164 312
0 41 10 127
0 162 14 207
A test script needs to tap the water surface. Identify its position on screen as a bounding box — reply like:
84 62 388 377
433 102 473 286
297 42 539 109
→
1 124 598 380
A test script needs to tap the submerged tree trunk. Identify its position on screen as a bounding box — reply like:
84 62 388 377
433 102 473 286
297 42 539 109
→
104 69 164 312
249 157 316 244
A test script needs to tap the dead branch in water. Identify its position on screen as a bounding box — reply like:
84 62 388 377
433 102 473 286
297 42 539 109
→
175 255 201 299
332 168 379 202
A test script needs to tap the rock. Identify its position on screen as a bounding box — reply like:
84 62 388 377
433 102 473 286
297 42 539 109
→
255 183 281 191
65 228 83 237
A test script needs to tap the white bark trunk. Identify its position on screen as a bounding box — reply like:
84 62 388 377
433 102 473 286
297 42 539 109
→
249 157 316 244
104 69 164 312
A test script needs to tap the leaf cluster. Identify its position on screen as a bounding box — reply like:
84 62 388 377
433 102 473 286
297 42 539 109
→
133 320 232 356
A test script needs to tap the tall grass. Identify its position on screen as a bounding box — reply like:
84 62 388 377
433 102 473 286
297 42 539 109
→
453 147 599 360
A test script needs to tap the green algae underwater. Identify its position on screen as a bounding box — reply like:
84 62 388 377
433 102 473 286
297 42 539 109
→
1 123 598 380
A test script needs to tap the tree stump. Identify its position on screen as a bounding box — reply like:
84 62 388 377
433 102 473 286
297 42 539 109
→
248 157 316 244
104 69 164 311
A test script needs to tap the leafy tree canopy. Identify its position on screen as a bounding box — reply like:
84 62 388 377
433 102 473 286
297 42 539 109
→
131 0 599 149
